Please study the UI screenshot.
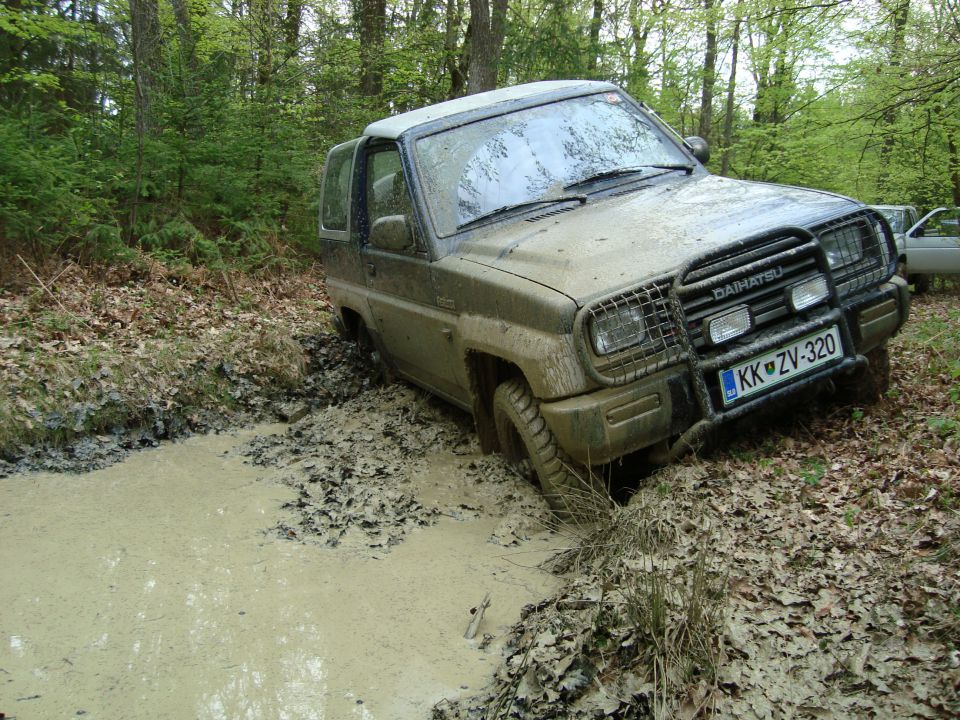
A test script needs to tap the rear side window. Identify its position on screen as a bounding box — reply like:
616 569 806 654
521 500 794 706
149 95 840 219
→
321 143 354 231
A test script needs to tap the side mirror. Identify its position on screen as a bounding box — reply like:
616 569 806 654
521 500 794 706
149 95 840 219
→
683 136 710 164
912 225 924 238
369 215 414 253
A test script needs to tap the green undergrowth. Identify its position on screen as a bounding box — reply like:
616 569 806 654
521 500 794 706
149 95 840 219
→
896 285 960 435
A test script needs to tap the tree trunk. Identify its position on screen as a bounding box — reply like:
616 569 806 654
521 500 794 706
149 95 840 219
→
250 0 276 190
445 0 467 98
171 0 195 206
128 0 162 241
284 0 303 56
877 0 909 199
627 0 652 94
587 0 603 74
697 0 718 142
172 0 197 72
749 5 798 126
720 0 742 177
253 0 274 89
466 0 507 94
356 0 387 96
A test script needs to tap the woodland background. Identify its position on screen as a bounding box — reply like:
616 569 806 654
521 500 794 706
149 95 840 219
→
1 0 958 269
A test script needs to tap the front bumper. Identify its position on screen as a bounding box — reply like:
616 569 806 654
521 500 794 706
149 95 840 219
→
541 277 909 465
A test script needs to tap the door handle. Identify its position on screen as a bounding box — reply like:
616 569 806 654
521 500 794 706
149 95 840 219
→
366 262 376 276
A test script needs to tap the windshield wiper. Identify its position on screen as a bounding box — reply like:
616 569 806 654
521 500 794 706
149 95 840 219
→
457 194 587 230
564 163 694 191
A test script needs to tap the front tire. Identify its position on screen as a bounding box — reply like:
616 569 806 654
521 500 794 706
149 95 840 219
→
493 378 601 518
836 344 890 405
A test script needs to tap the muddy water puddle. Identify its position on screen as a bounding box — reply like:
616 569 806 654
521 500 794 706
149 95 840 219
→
0 426 560 719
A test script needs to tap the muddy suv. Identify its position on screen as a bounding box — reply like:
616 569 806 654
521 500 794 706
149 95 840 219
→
319 81 909 512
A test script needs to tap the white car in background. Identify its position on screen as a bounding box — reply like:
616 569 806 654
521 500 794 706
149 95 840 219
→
874 205 960 291
905 207 960 292
872 205 919 256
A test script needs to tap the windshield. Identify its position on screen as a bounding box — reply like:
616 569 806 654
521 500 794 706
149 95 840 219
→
415 92 689 237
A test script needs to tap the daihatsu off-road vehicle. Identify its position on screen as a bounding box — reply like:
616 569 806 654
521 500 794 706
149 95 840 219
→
319 80 910 512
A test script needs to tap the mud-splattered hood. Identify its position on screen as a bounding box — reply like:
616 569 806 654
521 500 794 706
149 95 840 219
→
454 174 860 306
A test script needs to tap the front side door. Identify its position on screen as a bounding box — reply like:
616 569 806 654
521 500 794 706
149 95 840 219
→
907 207 960 274
359 142 467 405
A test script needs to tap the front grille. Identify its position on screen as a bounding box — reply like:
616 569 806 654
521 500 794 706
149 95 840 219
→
679 233 818 350
578 210 891 390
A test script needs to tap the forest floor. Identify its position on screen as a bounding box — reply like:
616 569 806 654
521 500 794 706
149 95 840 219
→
1 260 958 717
0 255 358 474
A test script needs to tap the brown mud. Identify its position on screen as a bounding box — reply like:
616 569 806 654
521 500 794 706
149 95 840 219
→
0 407 562 719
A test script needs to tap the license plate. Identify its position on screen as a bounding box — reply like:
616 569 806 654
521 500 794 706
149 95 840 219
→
719 326 843 406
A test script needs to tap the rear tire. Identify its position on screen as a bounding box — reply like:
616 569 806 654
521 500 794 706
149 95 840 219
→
836 344 890 405
356 323 392 384
493 378 600 519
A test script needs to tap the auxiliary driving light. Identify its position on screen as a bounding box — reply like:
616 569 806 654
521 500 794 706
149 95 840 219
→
787 274 830 312
705 305 753 345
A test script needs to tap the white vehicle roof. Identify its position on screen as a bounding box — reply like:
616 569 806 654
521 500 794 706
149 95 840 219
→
363 80 618 140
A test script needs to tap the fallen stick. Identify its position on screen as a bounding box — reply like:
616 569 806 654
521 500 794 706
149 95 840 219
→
16 254 93 330
464 592 491 640
221 268 239 304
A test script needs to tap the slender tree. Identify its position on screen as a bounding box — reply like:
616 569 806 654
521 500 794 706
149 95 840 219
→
128 0 163 238
720 0 743 176
588 0 604 74
445 0 468 97
698 0 719 142
356 0 387 96
876 0 910 198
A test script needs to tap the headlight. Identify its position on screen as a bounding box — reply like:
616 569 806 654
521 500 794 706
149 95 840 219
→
705 305 753 345
590 303 647 355
820 225 864 269
786 274 830 312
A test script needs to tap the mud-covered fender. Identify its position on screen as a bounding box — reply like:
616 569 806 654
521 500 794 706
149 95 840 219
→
326 277 377 339
454 315 589 400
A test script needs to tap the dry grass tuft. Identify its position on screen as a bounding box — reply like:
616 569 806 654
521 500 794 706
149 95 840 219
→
619 549 727 719
472 476 729 720
247 327 309 387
